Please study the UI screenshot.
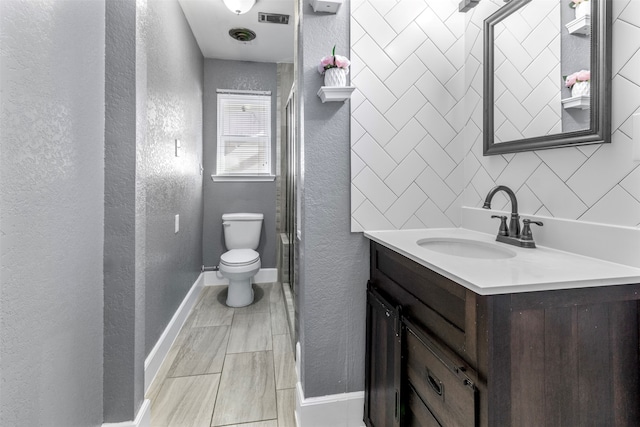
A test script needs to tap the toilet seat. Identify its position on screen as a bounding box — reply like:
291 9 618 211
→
220 249 260 267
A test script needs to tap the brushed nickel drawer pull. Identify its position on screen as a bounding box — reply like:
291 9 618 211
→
426 369 444 397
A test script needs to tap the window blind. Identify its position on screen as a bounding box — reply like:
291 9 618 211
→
217 93 271 175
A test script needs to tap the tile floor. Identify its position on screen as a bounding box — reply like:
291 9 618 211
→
146 282 297 427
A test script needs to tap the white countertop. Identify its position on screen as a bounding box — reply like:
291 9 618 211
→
365 228 640 295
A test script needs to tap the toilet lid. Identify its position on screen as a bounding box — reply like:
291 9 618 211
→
220 249 260 266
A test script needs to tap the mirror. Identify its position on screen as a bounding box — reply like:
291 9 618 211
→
483 0 611 156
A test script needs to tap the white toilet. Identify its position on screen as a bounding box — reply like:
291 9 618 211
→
219 213 263 307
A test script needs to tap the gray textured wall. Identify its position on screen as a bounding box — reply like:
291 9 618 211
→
298 0 370 398
104 0 146 421
144 0 204 355
203 59 277 268
0 0 105 425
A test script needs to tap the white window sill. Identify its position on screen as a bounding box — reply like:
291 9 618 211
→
211 174 276 182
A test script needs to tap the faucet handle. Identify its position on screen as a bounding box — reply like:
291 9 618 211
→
491 215 509 236
521 219 543 242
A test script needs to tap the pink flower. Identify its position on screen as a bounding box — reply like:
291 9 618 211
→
576 69 590 81
320 56 334 67
317 47 351 75
565 73 577 88
334 55 351 69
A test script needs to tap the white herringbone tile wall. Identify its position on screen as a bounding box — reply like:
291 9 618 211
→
350 0 465 231
494 1 562 142
351 0 640 231
464 0 640 228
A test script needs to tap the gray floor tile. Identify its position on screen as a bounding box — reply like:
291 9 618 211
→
273 334 296 390
233 283 272 314
168 326 230 378
211 351 277 426
150 374 220 427
227 312 273 354
270 301 288 336
270 282 283 304
145 333 185 402
277 388 296 427
189 286 234 327
222 421 277 427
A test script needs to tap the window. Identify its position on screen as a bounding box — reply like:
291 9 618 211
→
216 91 272 180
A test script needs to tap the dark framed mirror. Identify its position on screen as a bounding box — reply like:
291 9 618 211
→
483 0 611 156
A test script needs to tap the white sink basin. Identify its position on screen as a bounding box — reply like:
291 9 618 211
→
417 237 517 260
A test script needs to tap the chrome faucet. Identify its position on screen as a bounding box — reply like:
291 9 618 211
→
482 185 543 248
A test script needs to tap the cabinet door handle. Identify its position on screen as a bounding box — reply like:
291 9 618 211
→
395 389 400 421
426 370 444 397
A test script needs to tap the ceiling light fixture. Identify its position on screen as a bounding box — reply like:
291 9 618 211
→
222 0 256 15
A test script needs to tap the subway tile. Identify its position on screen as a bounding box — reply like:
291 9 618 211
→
353 35 397 81
353 199 395 230
414 199 455 228
414 134 456 180
353 167 397 213
529 164 588 219
385 151 428 196
415 167 457 211
352 101 396 146
352 67 396 113
384 184 428 228
621 166 640 202
384 54 427 98
579 185 640 227
352 1 396 48
384 119 427 163
535 147 588 181
352 133 397 180
612 19 640 75
415 7 457 52
385 86 428 130
567 131 639 206
385 0 427 33
385 22 427 66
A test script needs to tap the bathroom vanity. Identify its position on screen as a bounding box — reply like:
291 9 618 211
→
364 229 640 427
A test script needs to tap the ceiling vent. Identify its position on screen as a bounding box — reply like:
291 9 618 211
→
228 28 257 42
258 12 290 25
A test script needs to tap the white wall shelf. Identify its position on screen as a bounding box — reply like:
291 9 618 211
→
317 86 355 103
309 0 343 13
566 15 590 35
562 95 590 110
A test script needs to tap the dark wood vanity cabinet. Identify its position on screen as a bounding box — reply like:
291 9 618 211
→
365 241 640 427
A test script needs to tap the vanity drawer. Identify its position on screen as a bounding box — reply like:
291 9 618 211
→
406 384 442 427
370 242 476 362
405 322 477 427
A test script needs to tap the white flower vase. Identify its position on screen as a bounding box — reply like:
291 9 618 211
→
571 81 590 97
324 68 347 87
575 1 590 19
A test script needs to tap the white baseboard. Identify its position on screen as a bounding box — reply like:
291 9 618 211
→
102 399 150 427
204 268 278 286
294 342 364 427
144 272 205 392
295 382 365 427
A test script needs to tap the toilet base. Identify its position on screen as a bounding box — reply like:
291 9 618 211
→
226 278 254 307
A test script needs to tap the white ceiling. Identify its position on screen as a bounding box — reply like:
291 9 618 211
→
178 0 295 63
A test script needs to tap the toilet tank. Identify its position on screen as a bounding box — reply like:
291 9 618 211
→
222 213 264 250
